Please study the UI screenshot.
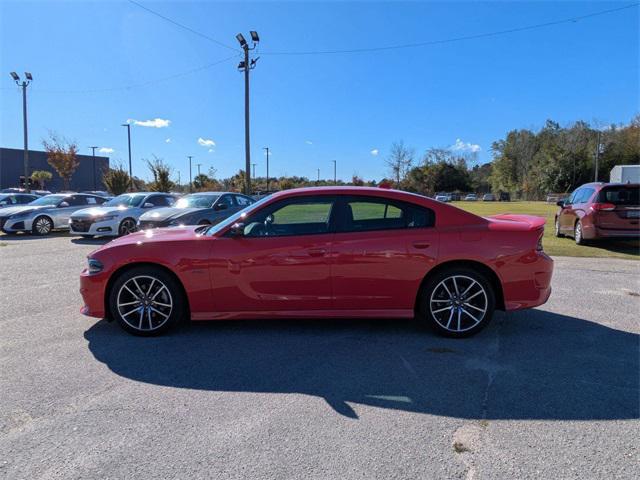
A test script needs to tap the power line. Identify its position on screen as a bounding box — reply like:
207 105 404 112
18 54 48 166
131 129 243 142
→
261 2 639 56
128 0 238 52
26 55 239 94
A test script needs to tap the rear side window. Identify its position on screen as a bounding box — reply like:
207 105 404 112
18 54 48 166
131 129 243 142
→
598 186 640 205
234 195 253 207
146 195 174 207
576 188 595 204
338 197 434 232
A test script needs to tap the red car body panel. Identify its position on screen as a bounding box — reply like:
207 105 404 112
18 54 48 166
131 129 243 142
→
80 187 553 321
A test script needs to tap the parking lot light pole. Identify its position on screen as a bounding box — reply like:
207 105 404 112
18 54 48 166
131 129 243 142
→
332 160 337 185
121 123 133 191
10 72 32 192
236 31 260 195
188 156 193 192
263 147 270 192
89 146 98 190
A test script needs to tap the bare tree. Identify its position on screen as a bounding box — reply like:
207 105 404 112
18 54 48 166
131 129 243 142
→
42 133 79 190
386 141 414 186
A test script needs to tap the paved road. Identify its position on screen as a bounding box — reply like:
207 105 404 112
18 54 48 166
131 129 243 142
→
1 234 638 479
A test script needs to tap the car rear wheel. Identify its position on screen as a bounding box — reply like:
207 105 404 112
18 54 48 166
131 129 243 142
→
32 216 53 236
554 218 564 238
419 267 495 338
574 220 586 245
118 218 136 236
109 266 184 336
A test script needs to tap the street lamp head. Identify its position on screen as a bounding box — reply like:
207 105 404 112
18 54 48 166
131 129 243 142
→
237 60 246 70
250 31 259 43
24 72 33 81
236 33 247 47
10 72 19 81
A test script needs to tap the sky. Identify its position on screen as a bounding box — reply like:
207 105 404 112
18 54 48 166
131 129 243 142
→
1 0 638 183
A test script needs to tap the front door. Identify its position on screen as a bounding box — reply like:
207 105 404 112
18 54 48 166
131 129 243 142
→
208 196 338 313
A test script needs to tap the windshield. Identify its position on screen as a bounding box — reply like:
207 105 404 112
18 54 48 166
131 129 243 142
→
206 196 271 236
28 195 66 206
176 195 219 209
598 186 640 206
104 194 144 207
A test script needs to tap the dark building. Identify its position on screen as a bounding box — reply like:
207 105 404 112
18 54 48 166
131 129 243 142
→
0 148 109 192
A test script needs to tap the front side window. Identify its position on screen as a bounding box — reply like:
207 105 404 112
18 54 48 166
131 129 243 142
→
234 194 253 207
176 195 219 208
568 188 581 205
29 194 66 207
576 188 595 204
338 197 434 232
242 197 335 237
217 195 235 209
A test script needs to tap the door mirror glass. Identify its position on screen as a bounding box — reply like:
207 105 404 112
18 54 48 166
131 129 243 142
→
556 200 565 208
0 200 7 206
59 201 69 207
215 203 228 211
143 202 154 208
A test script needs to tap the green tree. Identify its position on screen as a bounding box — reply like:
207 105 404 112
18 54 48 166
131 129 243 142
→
30 170 52 190
42 133 79 191
146 156 174 192
103 165 131 195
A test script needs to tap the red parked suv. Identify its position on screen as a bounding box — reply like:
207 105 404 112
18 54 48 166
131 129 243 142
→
555 182 640 244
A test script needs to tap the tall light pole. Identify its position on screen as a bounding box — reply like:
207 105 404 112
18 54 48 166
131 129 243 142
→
188 156 193 192
252 163 256 179
89 146 98 190
263 147 270 192
236 31 260 195
595 130 603 182
121 123 133 190
10 72 32 192
197 163 202 176
332 160 337 185
317 168 320 185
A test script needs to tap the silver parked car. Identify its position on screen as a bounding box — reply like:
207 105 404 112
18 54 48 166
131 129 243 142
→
69 192 177 238
137 192 254 230
0 193 108 235
0 193 39 208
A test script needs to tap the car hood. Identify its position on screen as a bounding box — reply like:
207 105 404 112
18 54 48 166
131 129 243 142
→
95 225 206 251
0 205 47 217
72 206 131 218
139 207 206 222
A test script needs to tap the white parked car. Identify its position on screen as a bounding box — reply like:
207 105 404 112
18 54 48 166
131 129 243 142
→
69 192 176 238
435 194 451 202
464 194 478 201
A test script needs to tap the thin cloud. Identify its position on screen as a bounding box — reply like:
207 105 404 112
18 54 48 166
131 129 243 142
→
370 148 379 156
451 138 481 153
198 137 216 148
165 138 172 143
98 147 114 154
208 149 214 153
128 118 171 128
305 140 313 145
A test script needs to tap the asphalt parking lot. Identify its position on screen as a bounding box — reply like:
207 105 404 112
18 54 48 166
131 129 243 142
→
1 234 638 479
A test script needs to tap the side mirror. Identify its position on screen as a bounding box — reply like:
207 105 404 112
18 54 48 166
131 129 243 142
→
143 202 154 208
228 222 245 237
215 203 228 211
59 201 70 207
556 200 564 208
0 200 7 206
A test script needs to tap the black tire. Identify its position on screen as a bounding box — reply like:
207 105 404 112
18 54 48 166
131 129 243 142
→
418 267 495 338
554 217 564 238
118 218 137 236
32 215 53 236
574 220 587 245
108 266 185 336
81 234 94 239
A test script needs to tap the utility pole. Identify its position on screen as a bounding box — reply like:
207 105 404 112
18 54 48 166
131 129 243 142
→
252 163 256 179
89 146 98 190
121 123 133 191
197 163 202 176
317 168 320 185
188 156 193 192
236 31 260 195
332 160 337 185
595 130 602 182
177 171 181 188
263 147 270 192
10 72 32 192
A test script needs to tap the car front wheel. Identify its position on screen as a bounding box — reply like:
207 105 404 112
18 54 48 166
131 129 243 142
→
419 268 495 338
574 220 586 245
118 218 137 236
109 266 185 336
32 216 53 236
554 218 564 238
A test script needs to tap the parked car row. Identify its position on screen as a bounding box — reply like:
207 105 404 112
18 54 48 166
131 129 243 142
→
0 191 255 237
435 193 502 202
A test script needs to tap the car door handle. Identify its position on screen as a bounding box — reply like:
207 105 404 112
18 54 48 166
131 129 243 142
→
412 242 431 249
307 248 327 257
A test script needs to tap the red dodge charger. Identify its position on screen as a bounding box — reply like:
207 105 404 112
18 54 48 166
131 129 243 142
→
80 187 553 337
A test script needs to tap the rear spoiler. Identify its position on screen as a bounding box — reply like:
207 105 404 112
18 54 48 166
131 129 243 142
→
488 214 546 231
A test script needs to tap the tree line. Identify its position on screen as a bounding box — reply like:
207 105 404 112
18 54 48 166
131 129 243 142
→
39 116 639 198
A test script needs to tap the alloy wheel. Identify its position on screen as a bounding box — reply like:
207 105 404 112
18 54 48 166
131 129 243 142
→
116 275 173 332
429 275 488 333
34 217 52 235
119 219 136 236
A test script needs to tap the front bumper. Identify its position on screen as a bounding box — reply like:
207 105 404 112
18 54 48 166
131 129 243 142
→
79 268 109 318
70 218 119 236
1 217 33 232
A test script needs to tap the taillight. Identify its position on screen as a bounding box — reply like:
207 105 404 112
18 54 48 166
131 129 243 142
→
591 203 616 212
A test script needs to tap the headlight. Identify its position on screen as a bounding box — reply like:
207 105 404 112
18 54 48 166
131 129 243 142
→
95 214 117 222
9 211 31 219
87 258 103 274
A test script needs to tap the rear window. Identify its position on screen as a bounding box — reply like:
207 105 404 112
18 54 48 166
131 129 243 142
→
598 187 640 206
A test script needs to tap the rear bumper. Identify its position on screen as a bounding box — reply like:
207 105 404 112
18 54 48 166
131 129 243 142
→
591 226 640 239
502 252 554 311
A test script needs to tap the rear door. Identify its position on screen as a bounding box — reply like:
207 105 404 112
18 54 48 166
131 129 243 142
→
330 196 438 312
595 185 640 231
